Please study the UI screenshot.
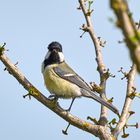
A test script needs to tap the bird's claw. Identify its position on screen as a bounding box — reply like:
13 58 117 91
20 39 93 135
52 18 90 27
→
48 95 58 101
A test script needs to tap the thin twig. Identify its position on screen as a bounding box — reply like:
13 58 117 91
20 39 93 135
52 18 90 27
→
113 64 136 138
79 0 109 125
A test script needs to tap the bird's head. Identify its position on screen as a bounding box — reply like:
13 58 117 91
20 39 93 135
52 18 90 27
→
48 41 62 52
43 41 64 67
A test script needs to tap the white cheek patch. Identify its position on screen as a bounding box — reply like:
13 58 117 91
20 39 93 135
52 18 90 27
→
45 51 51 59
58 52 64 62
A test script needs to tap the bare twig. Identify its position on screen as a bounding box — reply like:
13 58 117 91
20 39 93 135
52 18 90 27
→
0 51 115 140
112 64 136 138
79 0 111 126
110 0 140 73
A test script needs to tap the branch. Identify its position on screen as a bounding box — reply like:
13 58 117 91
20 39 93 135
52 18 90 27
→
110 0 140 73
79 0 111 125
0 49 115 140
113 64 136 138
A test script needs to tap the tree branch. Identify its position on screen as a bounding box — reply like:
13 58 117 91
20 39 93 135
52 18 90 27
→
79 0 110 125
0 49 115 140
110 0 140 73
112 64 136 138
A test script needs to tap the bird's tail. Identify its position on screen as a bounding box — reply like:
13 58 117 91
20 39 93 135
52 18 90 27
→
81 89 119 115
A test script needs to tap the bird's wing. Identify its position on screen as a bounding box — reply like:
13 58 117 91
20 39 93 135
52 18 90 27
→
53 62 119 115
53 62 91 90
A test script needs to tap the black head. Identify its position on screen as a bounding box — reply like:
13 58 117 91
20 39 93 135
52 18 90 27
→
48 41 62 52
43 41 64 68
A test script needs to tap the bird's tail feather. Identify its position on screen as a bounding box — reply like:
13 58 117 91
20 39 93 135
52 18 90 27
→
81 89 119 115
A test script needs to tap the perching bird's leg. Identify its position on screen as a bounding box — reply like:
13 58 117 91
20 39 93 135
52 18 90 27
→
62 123 71 135
66 98 76 112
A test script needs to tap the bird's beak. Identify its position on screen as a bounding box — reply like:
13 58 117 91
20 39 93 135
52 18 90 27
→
52 49 57 53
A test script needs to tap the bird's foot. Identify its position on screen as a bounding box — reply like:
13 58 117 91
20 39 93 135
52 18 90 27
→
48 95 58 101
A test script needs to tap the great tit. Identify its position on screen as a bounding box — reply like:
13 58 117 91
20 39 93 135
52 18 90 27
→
41 41 119 115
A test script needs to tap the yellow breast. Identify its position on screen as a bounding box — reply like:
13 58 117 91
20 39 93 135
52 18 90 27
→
42 64 81 98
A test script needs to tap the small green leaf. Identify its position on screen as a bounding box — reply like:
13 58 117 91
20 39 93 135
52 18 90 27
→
112 118 117 125
0 47 4 55
0 43 6 55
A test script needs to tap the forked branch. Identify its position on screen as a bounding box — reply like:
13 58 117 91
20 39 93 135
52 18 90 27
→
113 64 137 138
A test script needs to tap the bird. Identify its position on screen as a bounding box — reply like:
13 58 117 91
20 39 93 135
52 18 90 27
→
41 41 119 115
